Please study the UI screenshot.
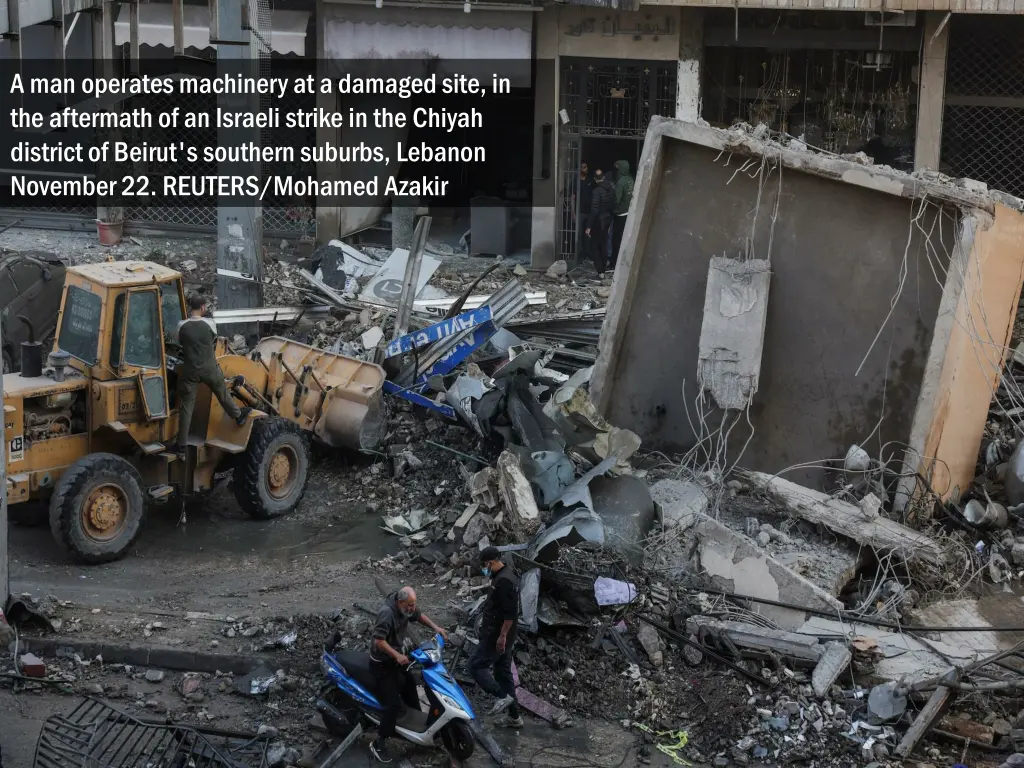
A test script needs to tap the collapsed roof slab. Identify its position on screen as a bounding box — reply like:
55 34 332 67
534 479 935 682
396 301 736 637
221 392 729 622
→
592 117 1024 504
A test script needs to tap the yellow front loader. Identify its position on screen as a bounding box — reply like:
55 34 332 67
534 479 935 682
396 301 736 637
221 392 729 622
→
4 260 386 563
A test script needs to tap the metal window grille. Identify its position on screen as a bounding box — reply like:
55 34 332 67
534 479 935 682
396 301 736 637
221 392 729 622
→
555 59 676 262
941 16 1024 198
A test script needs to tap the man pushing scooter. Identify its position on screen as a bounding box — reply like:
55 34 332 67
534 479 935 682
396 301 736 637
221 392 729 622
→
367 586 447 763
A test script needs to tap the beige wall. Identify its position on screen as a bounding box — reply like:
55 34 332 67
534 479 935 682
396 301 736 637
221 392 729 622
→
906 204 1024 509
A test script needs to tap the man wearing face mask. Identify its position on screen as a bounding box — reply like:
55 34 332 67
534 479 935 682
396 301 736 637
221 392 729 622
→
469 547 522 727
368 586 448 763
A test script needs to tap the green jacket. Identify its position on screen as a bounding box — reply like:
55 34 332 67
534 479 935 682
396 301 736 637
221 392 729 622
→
613 160 634 216
177 316 221 379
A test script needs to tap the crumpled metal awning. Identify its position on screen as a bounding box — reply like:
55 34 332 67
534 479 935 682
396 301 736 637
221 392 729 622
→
114 4 309 56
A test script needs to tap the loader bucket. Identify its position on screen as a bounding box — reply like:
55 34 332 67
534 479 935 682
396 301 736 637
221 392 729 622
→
254 337 388 452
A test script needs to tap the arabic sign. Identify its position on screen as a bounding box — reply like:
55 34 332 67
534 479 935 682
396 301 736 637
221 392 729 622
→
564 13 676 39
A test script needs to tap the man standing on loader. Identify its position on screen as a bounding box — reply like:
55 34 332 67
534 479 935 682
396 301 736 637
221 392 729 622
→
175 293 252 454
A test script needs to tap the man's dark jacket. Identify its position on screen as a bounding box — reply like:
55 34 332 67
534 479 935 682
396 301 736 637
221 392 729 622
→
369 592 420 662
587 178 616 231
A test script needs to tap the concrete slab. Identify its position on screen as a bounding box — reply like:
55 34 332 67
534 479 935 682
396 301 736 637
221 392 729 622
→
594 117 1024 502
697 257 771 410
688 515 843 631
649 478 708 529
797 615 996 685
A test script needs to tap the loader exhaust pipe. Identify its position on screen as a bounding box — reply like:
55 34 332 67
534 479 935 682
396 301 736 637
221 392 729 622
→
17 315 43 378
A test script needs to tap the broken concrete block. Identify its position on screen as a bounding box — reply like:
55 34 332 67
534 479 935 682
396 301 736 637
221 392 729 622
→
545 260 568 279
811 642 852 697
19 653 46 678
688 516 843 631
145 669 165 683
649 479 708 530
1011 542 1024 567
858 493 882 519
463 513 492 548
636 622 663 667
697 257 771 410
453 503 480 530
361 326 384 349
469 467 500 509
685 616 823 664
743 472 944 566
497 451 541 538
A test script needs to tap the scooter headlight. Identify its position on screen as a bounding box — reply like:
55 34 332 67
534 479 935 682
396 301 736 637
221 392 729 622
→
424 648 442 665
439 694 468 716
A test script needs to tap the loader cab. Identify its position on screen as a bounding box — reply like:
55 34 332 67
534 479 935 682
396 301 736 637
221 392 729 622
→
54 261 186 447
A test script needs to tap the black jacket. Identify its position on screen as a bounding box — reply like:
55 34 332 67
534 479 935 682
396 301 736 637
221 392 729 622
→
577 176 594 224
587 179 616 230
480 565 520 635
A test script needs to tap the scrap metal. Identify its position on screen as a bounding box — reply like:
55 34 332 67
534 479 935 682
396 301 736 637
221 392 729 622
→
33 697 271 768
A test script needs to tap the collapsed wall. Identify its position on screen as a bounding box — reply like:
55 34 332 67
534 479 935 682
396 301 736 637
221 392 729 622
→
593 117 1024 500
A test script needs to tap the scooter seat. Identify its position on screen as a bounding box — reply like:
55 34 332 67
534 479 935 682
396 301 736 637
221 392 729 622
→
334 650 378 693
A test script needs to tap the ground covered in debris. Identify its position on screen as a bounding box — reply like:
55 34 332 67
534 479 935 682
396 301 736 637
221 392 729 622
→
5 223 1024 768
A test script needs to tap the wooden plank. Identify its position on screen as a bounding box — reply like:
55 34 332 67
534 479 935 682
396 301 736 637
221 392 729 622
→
894 671 959 758
318 723 363 768
743 471 944 565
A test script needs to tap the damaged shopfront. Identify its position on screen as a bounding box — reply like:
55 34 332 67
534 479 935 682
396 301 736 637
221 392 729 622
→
530 6 685 269
315 0 538 258
700 9 922 169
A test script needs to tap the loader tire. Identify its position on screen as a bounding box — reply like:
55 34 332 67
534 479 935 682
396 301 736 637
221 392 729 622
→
49 454 145 564
233 417 310 519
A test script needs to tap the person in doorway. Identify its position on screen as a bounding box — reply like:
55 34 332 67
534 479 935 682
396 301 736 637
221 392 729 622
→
611 159 635 272
469 547 523 728
368 586 448 763
585 169 616 278
572 161 595 264
175 294 252 454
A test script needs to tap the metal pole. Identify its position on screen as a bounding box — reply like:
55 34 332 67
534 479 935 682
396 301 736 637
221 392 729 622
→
392 216 431 342
215 0 263 340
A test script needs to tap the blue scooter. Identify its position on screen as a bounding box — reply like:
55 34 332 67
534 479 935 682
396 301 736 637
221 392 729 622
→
317 633 476 761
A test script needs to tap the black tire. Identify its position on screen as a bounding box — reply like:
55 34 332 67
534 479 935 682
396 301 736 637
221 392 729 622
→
233 417 310 519
441 720 474 761
48 454 145 564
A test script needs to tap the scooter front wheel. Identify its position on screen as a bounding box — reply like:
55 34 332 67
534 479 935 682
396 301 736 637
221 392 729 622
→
441 720 474 761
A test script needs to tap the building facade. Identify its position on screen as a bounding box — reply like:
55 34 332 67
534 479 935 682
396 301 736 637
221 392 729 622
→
526 2 1024 269
2 0 1023 258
